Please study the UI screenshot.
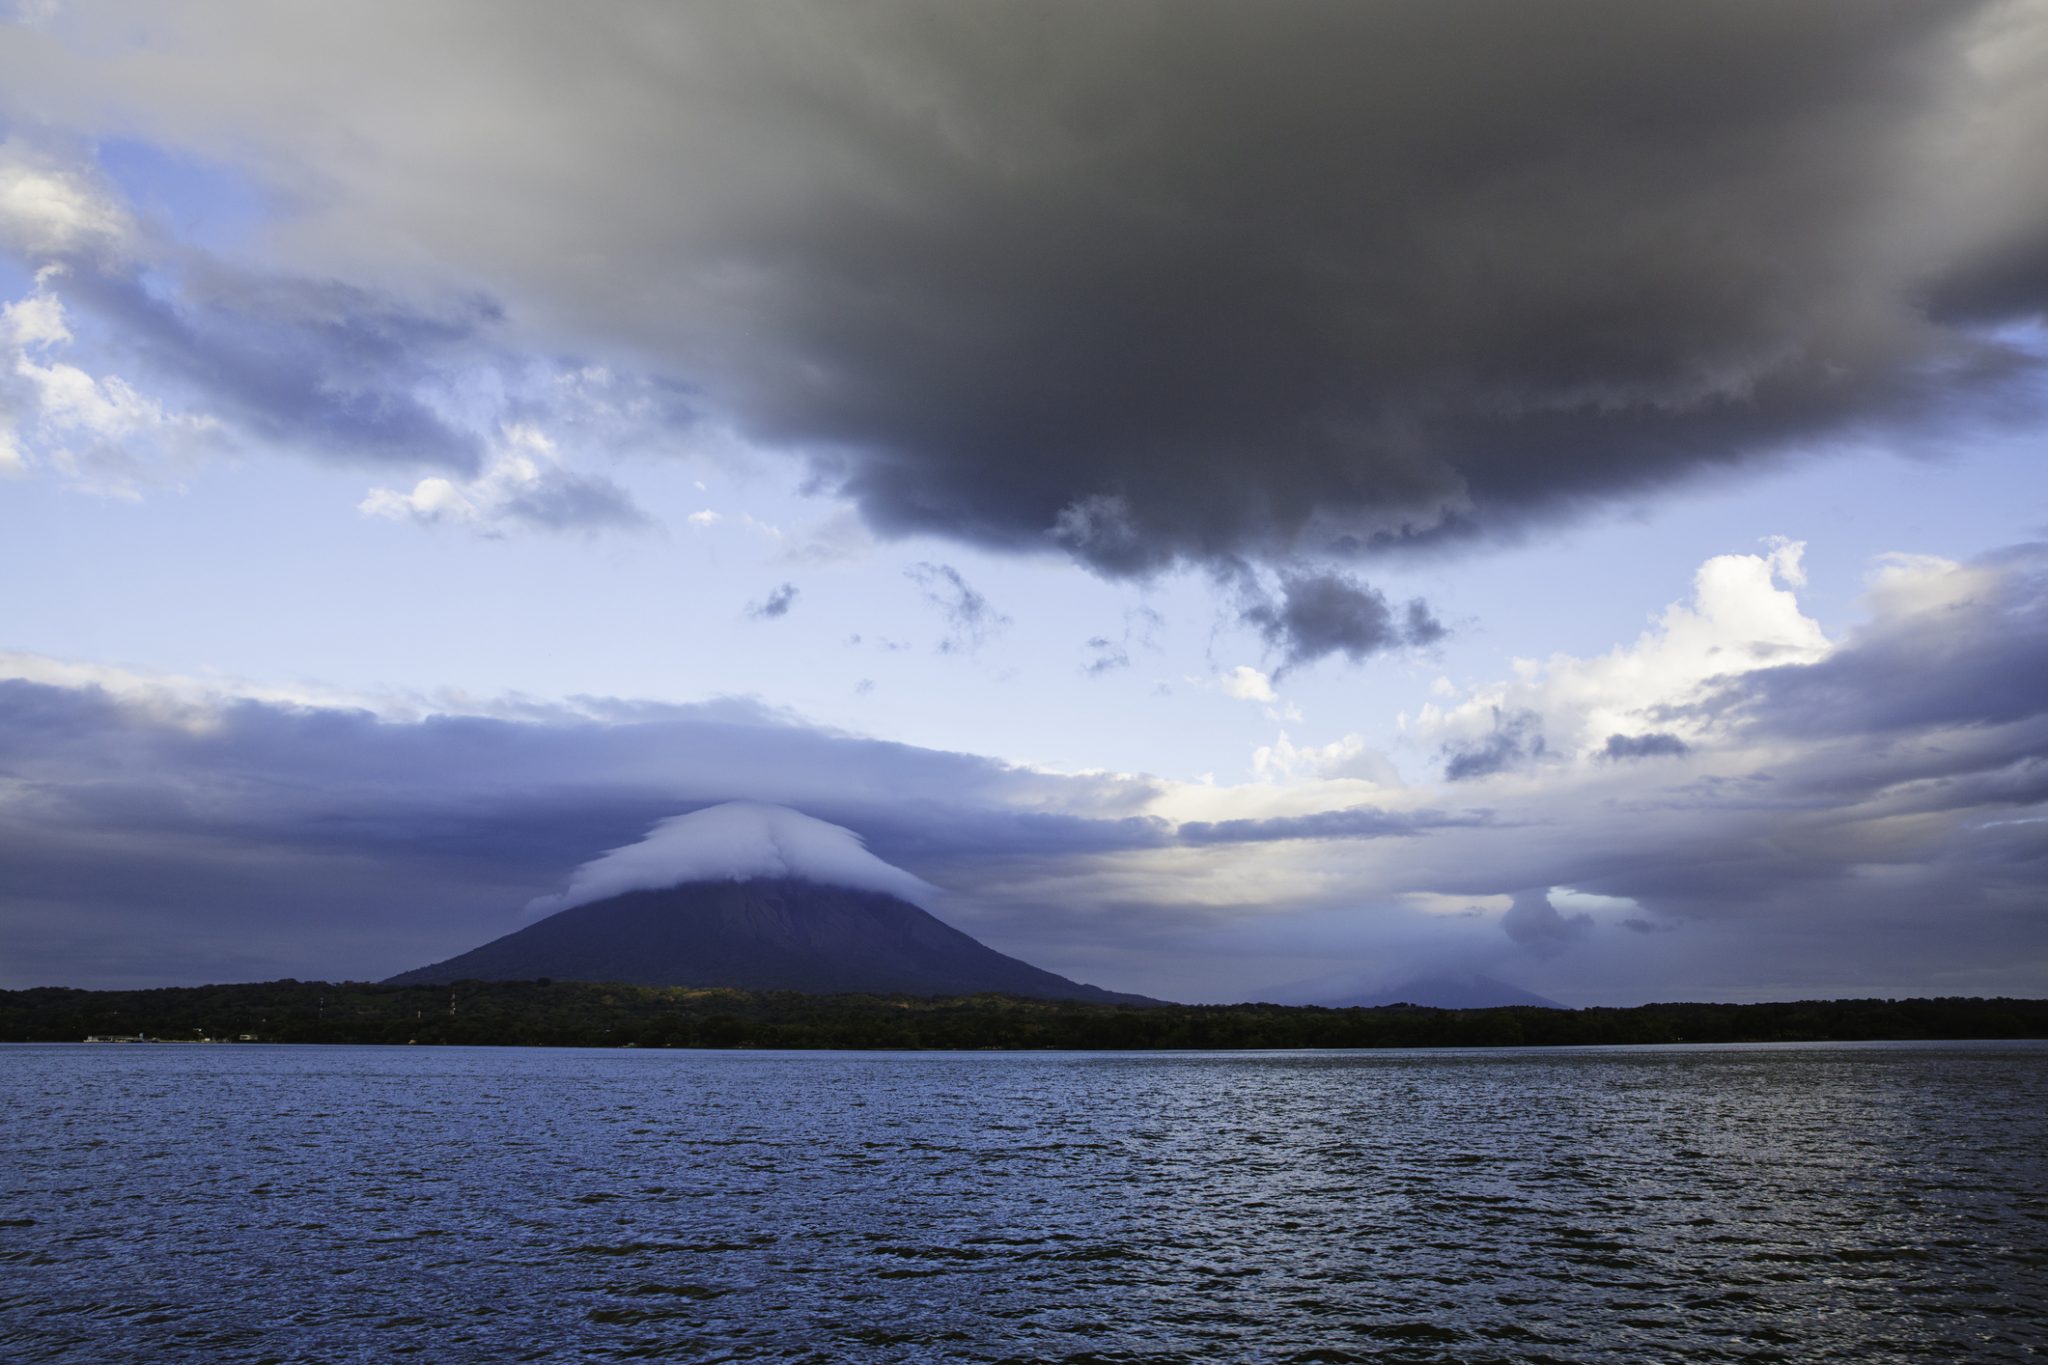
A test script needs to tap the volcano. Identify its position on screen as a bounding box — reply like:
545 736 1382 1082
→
386 803 1144 1001
1258 968 1563 1010
385 876 1144 1002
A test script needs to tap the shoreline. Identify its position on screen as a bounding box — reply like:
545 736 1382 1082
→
10 980 2047 1051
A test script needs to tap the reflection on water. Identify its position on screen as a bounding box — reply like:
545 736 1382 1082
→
3 1042 2044 1361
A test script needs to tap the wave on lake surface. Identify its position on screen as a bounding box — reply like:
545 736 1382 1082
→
3 1042 2044 1362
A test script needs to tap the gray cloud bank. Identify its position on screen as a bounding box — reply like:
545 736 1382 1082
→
6 2 2048 569
0 679 1165 989
1177 805 1486 847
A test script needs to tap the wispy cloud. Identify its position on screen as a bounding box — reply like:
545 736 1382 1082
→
906 562 1010 654
746 582 799 620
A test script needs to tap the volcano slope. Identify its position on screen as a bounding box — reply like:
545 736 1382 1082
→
387 877 1147 1003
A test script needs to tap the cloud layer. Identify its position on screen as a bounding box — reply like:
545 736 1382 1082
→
2 539 2042 1002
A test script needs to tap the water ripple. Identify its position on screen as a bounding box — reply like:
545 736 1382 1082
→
2 1041 2044 1361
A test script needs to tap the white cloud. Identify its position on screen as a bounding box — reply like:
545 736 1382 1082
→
525 801 940 915
0 143 132 260
1549 886 1641 917
1 280 219 494
1862 551 1993 619
359 476 470 524
1210 664 1302 723
1252 730 1402 786
1418 539 1829 764
359 421 650 535
17 358 169 440
1219 664 1278 702
2 286 70 348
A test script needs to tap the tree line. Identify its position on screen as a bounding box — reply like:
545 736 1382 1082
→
4 979 2046 1050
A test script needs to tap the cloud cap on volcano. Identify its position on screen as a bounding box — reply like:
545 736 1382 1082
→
526 801 939 915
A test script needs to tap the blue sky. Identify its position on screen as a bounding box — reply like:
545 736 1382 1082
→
3 1 2046 1003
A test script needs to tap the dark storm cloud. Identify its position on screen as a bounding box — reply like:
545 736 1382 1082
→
905 562 1009 653
709 0 2034 574
1926 238 2048 324
747 582 800 620
11 2 2045 571
1241 570 1444 674
1602 732 1691 761
1442 709 1547 782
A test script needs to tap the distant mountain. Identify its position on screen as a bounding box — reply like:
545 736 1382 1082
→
387 877 1148 1004
1259 969 1564 1010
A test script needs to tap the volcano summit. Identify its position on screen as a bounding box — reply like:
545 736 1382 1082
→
387 804 1143 1003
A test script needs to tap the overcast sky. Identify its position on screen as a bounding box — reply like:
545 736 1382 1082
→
2 0 2045 1003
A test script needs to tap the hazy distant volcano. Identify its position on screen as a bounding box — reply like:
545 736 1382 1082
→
1260 969 1563 1010
387 803 1144 1002
386 877 1144 1002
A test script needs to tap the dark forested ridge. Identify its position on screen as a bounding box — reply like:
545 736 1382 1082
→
4 980 2046 1049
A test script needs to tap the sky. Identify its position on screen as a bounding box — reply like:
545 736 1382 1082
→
2 0 2045 1005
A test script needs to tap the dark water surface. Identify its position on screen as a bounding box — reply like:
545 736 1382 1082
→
3 1042 2044 1362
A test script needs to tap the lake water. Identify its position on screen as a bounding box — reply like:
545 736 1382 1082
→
3 1042 2044 1362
